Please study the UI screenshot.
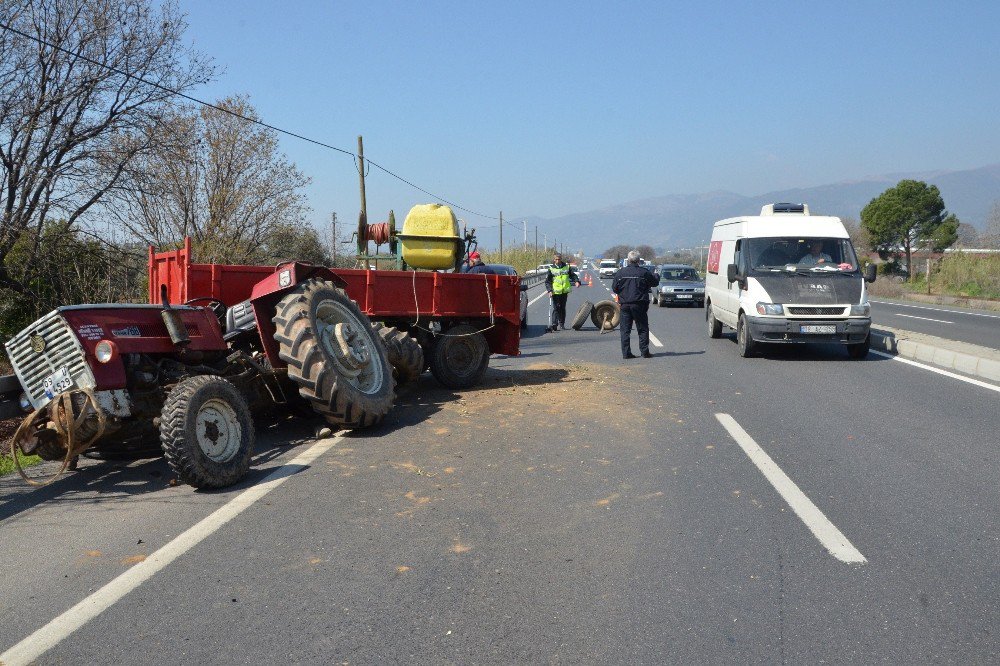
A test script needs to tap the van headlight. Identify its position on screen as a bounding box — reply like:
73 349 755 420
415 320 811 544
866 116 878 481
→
19 392 32 412
663 286 674 293
694 287 704 293
850 303 871 316
756 302 784 315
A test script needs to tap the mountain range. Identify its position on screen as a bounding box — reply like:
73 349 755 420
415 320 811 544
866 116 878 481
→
477 163 1000 254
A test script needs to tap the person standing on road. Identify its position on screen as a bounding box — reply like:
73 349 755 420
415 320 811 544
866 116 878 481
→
545 253 582 332
612 250 660 358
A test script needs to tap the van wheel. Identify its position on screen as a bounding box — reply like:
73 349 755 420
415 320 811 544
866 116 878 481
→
847 334 870 359
737 313 755 357
706 304 722 339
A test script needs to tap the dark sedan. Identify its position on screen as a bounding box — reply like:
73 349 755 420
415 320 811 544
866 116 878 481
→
480 264 529 328
652 264 705 307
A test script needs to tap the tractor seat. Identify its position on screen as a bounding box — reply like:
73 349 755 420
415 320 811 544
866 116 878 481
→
223 299 257 341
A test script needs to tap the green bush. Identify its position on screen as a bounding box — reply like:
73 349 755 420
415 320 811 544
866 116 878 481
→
932 253 1000 299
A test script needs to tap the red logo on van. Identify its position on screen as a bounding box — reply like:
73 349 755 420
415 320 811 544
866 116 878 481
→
706 241 723 274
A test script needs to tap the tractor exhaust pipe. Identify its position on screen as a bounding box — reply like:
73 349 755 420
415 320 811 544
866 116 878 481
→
160 285 191 347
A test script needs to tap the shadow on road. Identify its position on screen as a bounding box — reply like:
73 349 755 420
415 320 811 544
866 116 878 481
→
0 414 318 524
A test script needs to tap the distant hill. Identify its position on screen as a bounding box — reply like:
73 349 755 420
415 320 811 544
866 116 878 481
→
475 163 1000 254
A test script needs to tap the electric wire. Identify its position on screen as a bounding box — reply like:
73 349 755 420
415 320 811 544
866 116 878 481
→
0 20 504 221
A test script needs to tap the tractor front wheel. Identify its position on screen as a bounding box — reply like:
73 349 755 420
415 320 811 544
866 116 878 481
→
160 376 255 489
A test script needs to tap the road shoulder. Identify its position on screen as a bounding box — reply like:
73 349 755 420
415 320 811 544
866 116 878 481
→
871 324 1000 382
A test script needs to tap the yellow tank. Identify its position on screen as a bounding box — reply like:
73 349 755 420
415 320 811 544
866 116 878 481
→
400 204 461 270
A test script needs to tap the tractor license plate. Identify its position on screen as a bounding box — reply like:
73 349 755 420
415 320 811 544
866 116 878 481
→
800 325 836 334
43 366 73 397
676 294 692 299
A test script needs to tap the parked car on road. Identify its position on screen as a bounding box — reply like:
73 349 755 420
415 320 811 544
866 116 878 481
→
482 264 529 328
652 264 705 307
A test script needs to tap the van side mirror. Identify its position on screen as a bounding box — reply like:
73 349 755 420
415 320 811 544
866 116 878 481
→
726 263 739 284
864 264 877 283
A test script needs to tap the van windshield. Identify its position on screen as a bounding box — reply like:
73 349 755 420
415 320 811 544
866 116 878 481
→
600 261 617 268
746 237 859 273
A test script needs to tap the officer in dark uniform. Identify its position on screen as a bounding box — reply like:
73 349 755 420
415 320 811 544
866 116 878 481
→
612 250 660 358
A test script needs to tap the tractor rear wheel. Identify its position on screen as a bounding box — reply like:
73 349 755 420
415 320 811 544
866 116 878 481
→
373 323 424 385
160 375 254 489
273 279 394 429
429 324 490 389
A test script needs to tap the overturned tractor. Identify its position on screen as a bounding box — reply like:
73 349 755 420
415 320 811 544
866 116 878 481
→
1 205 524 489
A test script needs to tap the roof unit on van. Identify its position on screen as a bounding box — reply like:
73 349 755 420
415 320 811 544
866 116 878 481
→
760 202 809 216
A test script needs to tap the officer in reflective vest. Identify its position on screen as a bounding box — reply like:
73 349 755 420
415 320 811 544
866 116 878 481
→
545 253 581 332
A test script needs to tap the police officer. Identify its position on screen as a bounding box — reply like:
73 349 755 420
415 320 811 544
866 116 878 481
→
545 253 581 332
612 250 660 358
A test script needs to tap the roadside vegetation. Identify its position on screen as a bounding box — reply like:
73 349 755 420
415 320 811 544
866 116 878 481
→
476 246 560 276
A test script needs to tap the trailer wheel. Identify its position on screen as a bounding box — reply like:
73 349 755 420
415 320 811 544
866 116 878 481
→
372 323 425 385
571 301 594 330
274 279 395 429
160 376 254 489
591 300 621 330
430 324 489 389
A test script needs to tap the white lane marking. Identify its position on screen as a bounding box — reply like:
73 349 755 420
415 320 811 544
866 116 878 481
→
528 291 550 306
869 350 1000 393
0 436 343 666
715 413 867 564
871 300 1000 320
648 331 664 347
894 313 954 324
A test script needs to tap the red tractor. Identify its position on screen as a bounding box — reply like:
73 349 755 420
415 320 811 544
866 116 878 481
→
1 228 522 489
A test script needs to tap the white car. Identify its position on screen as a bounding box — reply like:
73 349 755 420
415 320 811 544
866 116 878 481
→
598 260 617 279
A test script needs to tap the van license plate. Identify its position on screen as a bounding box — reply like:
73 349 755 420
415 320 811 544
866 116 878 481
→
800 325 836 334
676 294 692 299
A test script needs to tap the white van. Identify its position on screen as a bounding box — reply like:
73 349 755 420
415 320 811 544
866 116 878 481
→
704 203 876 358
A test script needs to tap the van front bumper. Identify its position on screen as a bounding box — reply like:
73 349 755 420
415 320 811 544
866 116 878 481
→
745 316 870 344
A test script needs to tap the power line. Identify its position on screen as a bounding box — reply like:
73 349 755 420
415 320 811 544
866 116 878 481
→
0 20 502 220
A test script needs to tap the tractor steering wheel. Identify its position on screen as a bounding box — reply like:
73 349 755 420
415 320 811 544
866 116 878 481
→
184 297 228 321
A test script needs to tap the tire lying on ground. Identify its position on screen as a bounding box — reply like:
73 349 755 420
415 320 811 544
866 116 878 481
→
590 300 621 330
372 323 424 384
273 278 395 429
571 301 594 330
160 375 255 489
430 323 490 389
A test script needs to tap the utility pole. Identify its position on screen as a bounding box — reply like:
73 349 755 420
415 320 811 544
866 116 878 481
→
534 227 538 264
333 212 339 262
523 220 527 247
499 210 503 261
357 135 368 266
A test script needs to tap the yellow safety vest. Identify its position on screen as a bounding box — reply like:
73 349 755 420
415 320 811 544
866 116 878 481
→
549 264 571 295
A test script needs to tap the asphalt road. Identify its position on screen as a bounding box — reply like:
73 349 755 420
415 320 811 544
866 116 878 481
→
2 271 999 664
870 298 1000 349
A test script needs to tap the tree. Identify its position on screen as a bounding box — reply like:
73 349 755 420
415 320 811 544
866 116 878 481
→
860 180 959 280
110 96 311 263
0 0 213 297
603 243 656 261
842 217 873 256
954 223 980 248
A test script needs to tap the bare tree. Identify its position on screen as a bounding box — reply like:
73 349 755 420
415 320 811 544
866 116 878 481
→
984 201 1000 249
0 0 213 296
111 96 311 263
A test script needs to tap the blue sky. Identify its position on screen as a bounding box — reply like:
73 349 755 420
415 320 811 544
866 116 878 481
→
178 0 1000 228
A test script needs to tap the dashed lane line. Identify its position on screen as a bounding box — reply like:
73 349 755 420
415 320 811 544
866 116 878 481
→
871 300 1000 319
894 313 954 324
0 435 345 666
715 413 867 564
648 331 664 347
528 291 549 306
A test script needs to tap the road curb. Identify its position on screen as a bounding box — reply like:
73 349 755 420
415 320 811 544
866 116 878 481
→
870 330 1000 382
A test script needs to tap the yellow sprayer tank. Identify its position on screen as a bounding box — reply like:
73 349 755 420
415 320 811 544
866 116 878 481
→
400 204 461 270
